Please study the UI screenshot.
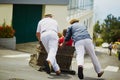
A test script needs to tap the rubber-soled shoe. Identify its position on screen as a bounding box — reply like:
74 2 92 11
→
78 67 84 79
98 71 104 77
44 61 52 74
56 70 61 76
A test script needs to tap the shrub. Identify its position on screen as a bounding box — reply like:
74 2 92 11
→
0 23 15 38
96 38 104 46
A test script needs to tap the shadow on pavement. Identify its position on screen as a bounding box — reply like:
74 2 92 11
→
84 77 105 80
48 73 72 79
46 73 106 80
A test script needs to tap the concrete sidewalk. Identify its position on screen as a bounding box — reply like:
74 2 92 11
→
0 42 120 80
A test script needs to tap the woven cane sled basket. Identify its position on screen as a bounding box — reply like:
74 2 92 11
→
57 46 75 70
37 45 75 70
37 46 47 66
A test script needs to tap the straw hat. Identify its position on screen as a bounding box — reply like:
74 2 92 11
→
69 19 79 24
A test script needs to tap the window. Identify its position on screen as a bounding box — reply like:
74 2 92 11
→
68 0 93 16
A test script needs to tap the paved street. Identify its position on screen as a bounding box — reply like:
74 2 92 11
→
0 42 120 80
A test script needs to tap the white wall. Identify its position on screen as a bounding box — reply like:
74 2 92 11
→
0 4 13 26
41 5 94 37
44 5 68 32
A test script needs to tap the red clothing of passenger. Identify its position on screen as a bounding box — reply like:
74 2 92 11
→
59 36 73 46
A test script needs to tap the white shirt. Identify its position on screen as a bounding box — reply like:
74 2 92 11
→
36 17 59 33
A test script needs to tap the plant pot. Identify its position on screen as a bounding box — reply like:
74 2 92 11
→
0 36 16 49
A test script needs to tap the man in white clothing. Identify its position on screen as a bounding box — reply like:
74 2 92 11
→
36 14 61 75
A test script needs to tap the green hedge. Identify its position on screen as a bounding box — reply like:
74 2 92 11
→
95 38 104 46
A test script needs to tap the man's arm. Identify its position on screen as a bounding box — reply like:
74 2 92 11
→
64 26 72 41
60 26 72 47
36 32 40 41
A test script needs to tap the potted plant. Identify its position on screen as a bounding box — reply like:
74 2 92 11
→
0 21 16 49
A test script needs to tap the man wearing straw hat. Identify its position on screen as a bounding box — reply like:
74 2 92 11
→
36 14 61 75
61 19 104 79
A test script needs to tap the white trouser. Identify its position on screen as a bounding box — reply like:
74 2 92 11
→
41 31 60 72
75 39 101 73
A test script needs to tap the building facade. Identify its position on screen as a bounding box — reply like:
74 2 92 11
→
67 0 94 37
0 0 94 43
